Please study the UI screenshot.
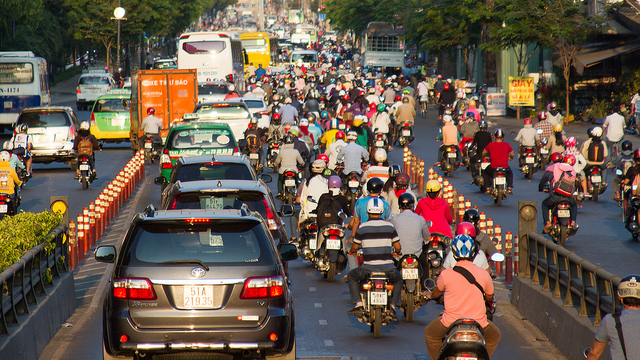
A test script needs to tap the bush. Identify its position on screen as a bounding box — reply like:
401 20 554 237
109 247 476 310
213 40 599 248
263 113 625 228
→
0 211 62 273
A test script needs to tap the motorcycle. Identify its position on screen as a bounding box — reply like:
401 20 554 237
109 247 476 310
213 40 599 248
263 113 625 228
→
0 191 17 220
246 143 262 173
143 137 162 164
461 141 476 169
398 122 413 146
537 135 550 170
266 140 280 172
585 165 607 202
282 169 299 205
77 155 95 190
425 232 450 281
298 216 319 262
398 254 427 322
518 146 538 180
344 171 362 213
356 271 396 338
373 132 389 153
437 319 490 360
489 167 508 206
440 145 460 177
622 184 640 241
547 199 579 246
315 224 348 282
471 157 491 190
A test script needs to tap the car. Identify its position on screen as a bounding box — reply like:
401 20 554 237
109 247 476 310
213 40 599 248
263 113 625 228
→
288 50 318 67
197 81 229 104
121 78 131 92
193 101 255 142
152 57 177 69
158 121 239 182
231 96 270 128
89 89 131 143
14 106 81 169
76 69 116 111
161 179 292 245
96 205 298 360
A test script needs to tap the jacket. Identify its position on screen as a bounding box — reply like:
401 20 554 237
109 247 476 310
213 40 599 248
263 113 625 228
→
395 103 416 125
0 161 21 195
514 124 537 147
274 143 304 174
414 196 453 237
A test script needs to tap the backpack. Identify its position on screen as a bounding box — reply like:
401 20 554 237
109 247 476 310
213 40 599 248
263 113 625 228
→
587 140 605 163
552 165 576 197
619 155 634 177
77 137 94 156
316 195 343 228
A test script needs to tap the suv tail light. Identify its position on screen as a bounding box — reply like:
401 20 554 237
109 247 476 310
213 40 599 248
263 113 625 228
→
76 86 81 94
161 148 172 169
113 278 157 300
68 124 75 141
240 276 284 299
261 197 277 230
90 112 96 126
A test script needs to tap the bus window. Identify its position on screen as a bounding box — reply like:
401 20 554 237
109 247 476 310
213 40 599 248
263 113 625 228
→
182 41 226 54
0 63 34 84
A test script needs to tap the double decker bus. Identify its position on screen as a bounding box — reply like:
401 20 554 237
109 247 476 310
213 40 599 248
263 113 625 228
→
361 22 405 75
240 32 279 68
0 51 50 126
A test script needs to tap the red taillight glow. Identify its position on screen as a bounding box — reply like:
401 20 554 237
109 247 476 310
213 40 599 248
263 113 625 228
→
558 203 569 209
592 167 598 174
269 333 278 341
261 198 277 230
204 162 223 165
120 335 128 343
76 86 81 94
112 278 156 300
406 257 414 264
329 228 341 236
373 280 385 289
0 196 7 202
240 276 284 299
284 171 296 177
185 218 211 223
431 241 439 247
161 149 172 169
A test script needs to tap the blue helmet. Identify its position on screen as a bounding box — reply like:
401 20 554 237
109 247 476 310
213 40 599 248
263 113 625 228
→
451 234 477 261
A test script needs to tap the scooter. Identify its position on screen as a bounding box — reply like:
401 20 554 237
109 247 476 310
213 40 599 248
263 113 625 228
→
355 271 396 338
585 165 607 202
398 122 413 146
266 140 280 172
77 155 96 190
298 216 319 262
547 200 579 247
398 254 427 322
316 224 348 282
489 167 508 206
344 171 362 213
425 232 450 281
282 169 299 205
440 145 460 177
143 137 162 164
518 146 538 179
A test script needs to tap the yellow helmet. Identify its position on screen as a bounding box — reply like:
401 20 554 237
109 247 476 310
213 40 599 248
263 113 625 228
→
426 180 441 193
353 117 364 127
553 124 563 132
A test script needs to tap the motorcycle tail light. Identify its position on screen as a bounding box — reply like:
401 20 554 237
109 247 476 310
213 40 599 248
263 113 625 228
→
81 156 88 162
328 228 342 236
0 195 6 201
497 172 505 177
386 284 394 291
401 257 419 268
240 276 284 299
284 171 296 177
558 203 569 209
453 331 481 341
309 223 317 231
591 167 598 174
373 280 385 289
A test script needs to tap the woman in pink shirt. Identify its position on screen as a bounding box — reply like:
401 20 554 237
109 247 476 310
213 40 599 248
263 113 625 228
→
414 180 453 237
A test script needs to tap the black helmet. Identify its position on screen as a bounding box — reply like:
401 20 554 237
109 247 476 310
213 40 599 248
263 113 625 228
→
494 128 504 139
622 140 633 152
284 134 294 144
462 209 480 226
479 120 488 130
388 164 401 177
366 177 385 194
398 192 415 210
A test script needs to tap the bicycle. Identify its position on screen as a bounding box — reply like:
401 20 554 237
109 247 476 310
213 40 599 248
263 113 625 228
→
420 98 428 118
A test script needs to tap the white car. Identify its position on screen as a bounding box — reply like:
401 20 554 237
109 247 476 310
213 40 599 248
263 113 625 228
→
193 101 252 141
76 70 116 111
235 97 270 128
197 82 229 103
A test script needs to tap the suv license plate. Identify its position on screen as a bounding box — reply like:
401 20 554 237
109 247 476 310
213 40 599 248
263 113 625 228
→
285 179 296 187
79 164 90 171
402 268 419 279
558 209 571 218
249 153 259 159
494 177 506 185
0 204 7 213
402 130 411 136
447 152 456 158
370 291 387 305
525 157 535 163
591 175 601 183
326 239 341 250
309 239 317 250
183 285 214 308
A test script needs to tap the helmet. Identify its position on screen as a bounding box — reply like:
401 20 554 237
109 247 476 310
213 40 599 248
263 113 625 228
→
634 149 640 162
366 177 385 194
462 209 480 225
278 80 285 87
565 137 577 148
451 234 477 261
564 154 576 166
368 87 375 94
342 94 350 102
353 117 364 127
374 148 387 163
425 179 441 193
465 112 475 120
284 134 294 144
395 95 401 102
402 89 410 95
550 101 557 109
377 103 386 112
299 118 309 126
369 102 377 110
311 159 326 173
346 131 358 140
2 141 13 151
320 110 329 119
80 122 90 131
284 97 292 104
330 118 339 129
0 151 10 162
494 129 504 139
289 127 299 137
468 99 476 107
622 140 633 152
249 116 259 126
437 74 442 79
395 172 410 188
402 97 410 103
550 152 563 163
589 126 603 137
389 164 401 177
328 175 342 189
271 113 281 124
398 192 415 210
538 111 547 120
228 84 236 92
524 118 532 125
443 115 453 123
618 274 640 300
335 131 345 140
479 120 488 130
147 107 155 115
553 124 563 132
456 222 476 237
366 197 385 215
443 83 450 90
446 78 453 84
307 113 317 122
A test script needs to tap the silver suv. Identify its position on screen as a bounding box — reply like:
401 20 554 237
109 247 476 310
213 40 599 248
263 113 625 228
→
76 70 116 111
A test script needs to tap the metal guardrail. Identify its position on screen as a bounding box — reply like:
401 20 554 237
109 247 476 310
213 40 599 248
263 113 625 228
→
0 225 69 335
524 232 621 326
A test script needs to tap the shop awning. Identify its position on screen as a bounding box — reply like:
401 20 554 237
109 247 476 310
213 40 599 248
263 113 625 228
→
573 42 640 75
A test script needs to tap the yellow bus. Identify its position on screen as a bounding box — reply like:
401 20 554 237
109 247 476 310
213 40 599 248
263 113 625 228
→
239 32 279 69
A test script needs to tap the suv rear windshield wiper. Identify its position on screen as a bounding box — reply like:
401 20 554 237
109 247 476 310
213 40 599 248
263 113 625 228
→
157 259 210 271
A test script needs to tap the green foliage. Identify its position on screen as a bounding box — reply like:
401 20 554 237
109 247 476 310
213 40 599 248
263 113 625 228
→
0 211 62 273
52 65 83 86
583 97 609 121
322 0 402 38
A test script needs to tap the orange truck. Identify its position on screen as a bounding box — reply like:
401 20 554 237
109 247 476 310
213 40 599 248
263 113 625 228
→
130 69 198 151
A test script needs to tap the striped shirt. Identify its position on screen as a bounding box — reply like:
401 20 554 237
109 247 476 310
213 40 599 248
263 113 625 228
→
354 219 399 266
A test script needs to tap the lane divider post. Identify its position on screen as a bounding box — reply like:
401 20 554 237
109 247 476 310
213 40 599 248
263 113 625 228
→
76 214 85 260
68 220 77 270
505 231 513 284
494 225 502 276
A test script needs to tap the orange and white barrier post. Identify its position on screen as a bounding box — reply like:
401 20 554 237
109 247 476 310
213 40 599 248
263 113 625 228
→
83 207 91 248
89 203 96 246
403 147 409 174
505 232 513 284
465 200 472 211
494 225 502 276
486 218 494 237
479 212 486 232
458 195 465 223
428 167 435 180
418 160 425 194
68 220 77 269
77 215 85 260
513 235 519 275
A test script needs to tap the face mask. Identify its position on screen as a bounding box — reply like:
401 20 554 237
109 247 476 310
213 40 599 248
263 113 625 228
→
331 188 340 196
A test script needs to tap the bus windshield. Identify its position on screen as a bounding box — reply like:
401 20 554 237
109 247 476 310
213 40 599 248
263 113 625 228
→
291 53 317 63
242 38 267 51
0 63 34 84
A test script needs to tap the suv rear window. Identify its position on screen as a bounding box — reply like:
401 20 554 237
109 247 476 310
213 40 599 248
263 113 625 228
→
79 76 111 85
173 163 254 182
123 221 273 265
195 104 250 119
172 192 267 219
19 111 70 127
94 99 129 112
243 99 265 109
168 129 236 150
198 84 228 95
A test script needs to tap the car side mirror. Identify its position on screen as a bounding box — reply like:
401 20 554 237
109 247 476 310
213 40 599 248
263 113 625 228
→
279 243 299 262
279 204 295 217
95 245 116 263
154 176 167 186
260 173 273 183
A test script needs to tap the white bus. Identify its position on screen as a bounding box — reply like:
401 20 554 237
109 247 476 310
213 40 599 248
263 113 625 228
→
0 51 50 126
178 32 246 91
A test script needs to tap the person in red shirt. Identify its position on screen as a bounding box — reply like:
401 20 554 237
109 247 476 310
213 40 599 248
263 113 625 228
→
224 84 240 100
415 180 453 238
481 129 515 194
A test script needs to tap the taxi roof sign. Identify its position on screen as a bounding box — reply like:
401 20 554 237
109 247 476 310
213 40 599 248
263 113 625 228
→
88 69 108 73
182 113 199 121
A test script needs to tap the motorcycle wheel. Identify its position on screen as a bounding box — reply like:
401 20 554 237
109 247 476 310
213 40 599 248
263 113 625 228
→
593 186 599 202
496 189 503 206
526 169 533 180
327 262 336 282
144 152 151 164
285 192 293 205
373 307 382 338
560 225 568 247
405 292 414 322
82 176 88 190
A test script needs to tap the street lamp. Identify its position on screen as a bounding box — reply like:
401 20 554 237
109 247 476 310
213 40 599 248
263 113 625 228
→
112 4 127 70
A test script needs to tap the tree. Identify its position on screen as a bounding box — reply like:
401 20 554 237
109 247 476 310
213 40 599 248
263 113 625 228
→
322 0 400 39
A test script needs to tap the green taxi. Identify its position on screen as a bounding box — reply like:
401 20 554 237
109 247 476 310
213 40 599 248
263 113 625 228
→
159 118 239 181
89 89 131 142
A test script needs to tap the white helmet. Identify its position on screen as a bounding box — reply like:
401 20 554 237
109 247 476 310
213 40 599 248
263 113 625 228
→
366 197 385 215
374 148 387 163
0 151 10 162
80 122 90 130
443 115 453 122
346 131 358 140
284 97 292 104
590 126 603 137
311 159 326 173
299 118 309 126
228 84 236 92
2 141 13 151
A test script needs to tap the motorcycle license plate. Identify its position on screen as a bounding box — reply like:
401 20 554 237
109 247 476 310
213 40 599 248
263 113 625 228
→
494 177 506 185
309 238 317 250
79 164 90 171
348 180 359 188
339 124 346 130
285 179 296 187
271 150 279 156
376 140 384 147
525 157 535 163
249 153 259 159
591 175 601 183
481 162 489 170
370 291 387 306
402 268 419 280
144 142 153 149
326 239 341 250
402 130 411 136
558 209 570 218
456 357 477 360
447 152 456 158
183 285 214 309
540 148 549 154
0 204 7 213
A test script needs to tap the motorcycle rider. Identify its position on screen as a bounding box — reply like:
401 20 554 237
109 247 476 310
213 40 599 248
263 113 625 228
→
435 115 461 167
462 209 499 258
603 104 626 167
438 82 457 121
563 137 589 197
352 116 373 149
139 107 164 151
539 154 578 232
611 140 635 202
585 274 640 360
514 117 538 151
0 151 22 206
481 129 515 194
361 148 389 195
385 172 416 216
306 114 323 144
391 192 430 271
545 101 563 127
346 197 403 318
325 131 347 170
471 120 492 164
298 159 329 232
278 97 299 125
415 180 454 238
224 84 240 100
11 123 33 177
545 124 566 154
266 113 286 144
316 175 351 246
424 234 501 359
442 222 490 273
320 119 341 148
243 117 266 170
371 103 392 147
337 131 369 177
274 134 304 198
534 111 554 144
394 97 416 143
2 142 26 174
459 112 480 149
580 126 608 182
73 122 100 179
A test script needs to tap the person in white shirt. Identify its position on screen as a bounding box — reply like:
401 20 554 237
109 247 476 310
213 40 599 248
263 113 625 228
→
603 105 626 166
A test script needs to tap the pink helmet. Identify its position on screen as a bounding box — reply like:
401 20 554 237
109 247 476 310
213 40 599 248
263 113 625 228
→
456 222 476 237
565 137 577 148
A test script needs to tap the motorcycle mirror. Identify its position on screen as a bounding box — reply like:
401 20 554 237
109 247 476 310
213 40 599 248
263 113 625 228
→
616 169 623 176
260 173 273 183
426 220 433 228
490 253 505 262
279 204 295 217
583 348 591 358
423 278 436 291
154 176 167 186
338 210 348 220
536 129 544 134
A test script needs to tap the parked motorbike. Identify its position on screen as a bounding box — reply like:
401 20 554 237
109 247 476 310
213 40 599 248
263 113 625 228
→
356 271 396 338
316 224 348 282
585 165 607 202
398 122 413 146
518 146 538 179
489 167 508 206
440 145 460 177
143 137 162 164
282 169 299 204
547 199 579 246
266 140 280 172
398 254 427 322
77 155 95 190
344 171 362 213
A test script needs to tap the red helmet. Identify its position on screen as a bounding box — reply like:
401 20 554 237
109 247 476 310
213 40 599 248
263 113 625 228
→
443 83 450 90
634 149 640 162
538 111 547 120
359 90 365 95
550 152 563 163
335 131 345 140
563 154 576 166
318 154 329 163
147 107 155 115
369 102 376 109
272 113 281 120
456 222 476 237
394 95 401 102
342 94 350 101
524 118 532 125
